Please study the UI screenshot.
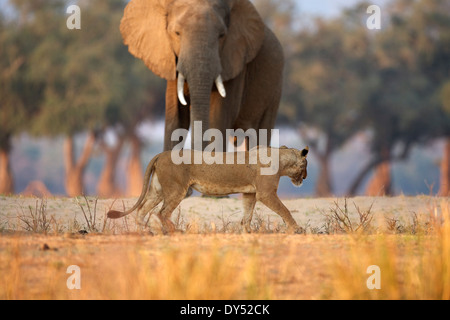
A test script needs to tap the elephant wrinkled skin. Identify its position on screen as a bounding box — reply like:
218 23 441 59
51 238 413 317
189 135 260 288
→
120 0 284 150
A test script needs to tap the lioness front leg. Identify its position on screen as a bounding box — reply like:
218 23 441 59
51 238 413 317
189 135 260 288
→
241 193 256 233
257 192 300 233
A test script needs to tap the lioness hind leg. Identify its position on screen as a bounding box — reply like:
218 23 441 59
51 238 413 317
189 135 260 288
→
157 212 176 234
156 191 187 234
257 192 300 233
241 193 256 233
136 174 163 229
137 193 162 229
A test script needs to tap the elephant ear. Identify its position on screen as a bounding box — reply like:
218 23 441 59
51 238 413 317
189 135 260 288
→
220 0 265 81
120 0 176 80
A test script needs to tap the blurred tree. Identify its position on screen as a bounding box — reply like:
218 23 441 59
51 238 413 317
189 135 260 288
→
254 0 297 50
359 68 434 196
0 1 47 194
354 0 449 196
24 0 109 196
79 0 164 197
282 11 373 196
20 0 163 197
0 16 20 194
254 0 450 197
96 130 125 197
253 0 301 128
404 0 450 196
440 83 450 195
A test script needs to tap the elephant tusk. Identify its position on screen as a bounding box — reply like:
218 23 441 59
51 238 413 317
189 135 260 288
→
177 73 188 106
215 75 226 98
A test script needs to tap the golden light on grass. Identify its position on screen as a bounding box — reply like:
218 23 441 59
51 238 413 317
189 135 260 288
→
323 199 450 299
0 235 273 300
0 197 449 300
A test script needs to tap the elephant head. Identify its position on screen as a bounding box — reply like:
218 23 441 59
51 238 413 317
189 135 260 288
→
120 0 265 148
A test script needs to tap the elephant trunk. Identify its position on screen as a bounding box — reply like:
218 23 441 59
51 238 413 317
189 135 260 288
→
186 71 213 150
176 41 225 150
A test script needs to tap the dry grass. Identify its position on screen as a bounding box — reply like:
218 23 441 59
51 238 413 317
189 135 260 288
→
0 196 449 300
323 199 450 299
321 198 375 234
0 234 272 299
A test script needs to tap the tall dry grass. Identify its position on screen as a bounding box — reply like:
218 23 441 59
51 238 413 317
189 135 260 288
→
82 243 271 300
0 236 272 300
322 199 450 299
0 198 449 300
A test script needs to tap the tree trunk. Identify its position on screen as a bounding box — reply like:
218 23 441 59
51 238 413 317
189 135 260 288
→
346 157 381 196
64 133 96 197
365 147 392 196
439 137 450 196
127 134 144 197
315 153 332 197
64 165 84 197
96 136 125 198
310 135 333 197
0 149 14 195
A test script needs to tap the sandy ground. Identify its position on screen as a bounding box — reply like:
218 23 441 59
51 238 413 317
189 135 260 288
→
0 195 440 234
0 233 346 299
1 195 448 300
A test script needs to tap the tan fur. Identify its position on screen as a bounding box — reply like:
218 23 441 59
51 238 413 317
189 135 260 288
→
107 146 308 233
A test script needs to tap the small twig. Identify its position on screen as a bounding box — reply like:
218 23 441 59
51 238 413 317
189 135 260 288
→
93 197 98 227
75 196 92 231
16 199 50 233
83 195 93 223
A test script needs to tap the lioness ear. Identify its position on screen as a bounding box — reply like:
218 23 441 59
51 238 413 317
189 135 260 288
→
280 145 288 149
301 147 309 157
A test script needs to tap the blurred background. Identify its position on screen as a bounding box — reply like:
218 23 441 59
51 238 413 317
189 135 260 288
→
0 0 449 198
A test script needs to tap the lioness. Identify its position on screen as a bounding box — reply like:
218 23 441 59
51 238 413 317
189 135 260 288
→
107 146 308 233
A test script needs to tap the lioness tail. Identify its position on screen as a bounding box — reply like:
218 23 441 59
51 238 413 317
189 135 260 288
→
107 210 125 219
107 153 160 219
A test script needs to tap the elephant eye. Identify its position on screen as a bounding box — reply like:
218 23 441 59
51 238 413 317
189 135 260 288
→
219 32 225 39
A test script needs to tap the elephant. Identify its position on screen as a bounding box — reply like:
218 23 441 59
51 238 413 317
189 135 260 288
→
120 0 284 151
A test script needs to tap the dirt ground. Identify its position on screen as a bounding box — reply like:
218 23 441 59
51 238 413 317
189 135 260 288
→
0 195 439 233
0 195 448 300
0 233 345 299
